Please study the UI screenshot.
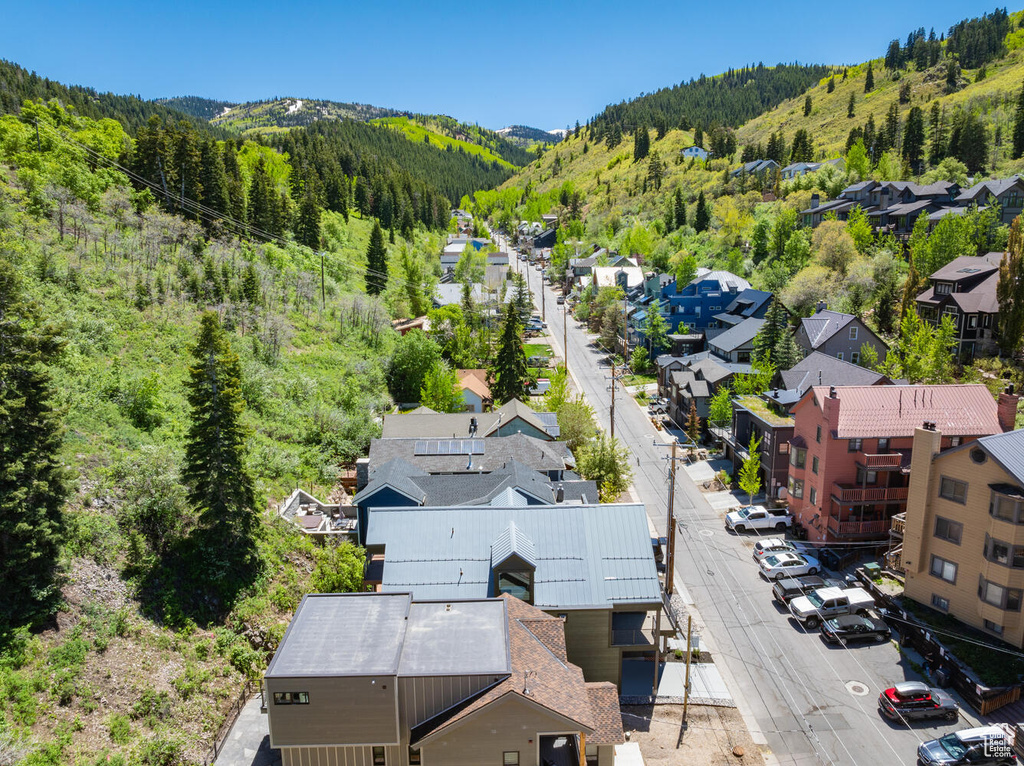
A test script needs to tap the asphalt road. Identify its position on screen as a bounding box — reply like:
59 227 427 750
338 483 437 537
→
498 234 979 766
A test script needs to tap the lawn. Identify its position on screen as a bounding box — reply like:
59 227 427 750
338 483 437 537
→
525 343 552 358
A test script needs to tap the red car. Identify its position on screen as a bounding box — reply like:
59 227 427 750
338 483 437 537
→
878 681 959 723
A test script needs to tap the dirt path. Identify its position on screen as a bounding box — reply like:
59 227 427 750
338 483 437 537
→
622 704 766 765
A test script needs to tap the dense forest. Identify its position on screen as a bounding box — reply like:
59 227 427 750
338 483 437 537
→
884 8 1011 71
0 59 222 136
589 64 833 144
155 95 237 120
211 98 403 133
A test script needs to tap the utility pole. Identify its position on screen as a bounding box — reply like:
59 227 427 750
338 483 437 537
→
563 297 568 376
610 361 616 439
654 438 683 596
320 252 326 310
681 615 693 740
623 295 629 362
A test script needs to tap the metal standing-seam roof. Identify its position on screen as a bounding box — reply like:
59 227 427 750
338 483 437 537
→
491 521 538 568
366 504 661 609
800 309 857 349
707 317 765 354
803 385 1002 438
971 429 1024 486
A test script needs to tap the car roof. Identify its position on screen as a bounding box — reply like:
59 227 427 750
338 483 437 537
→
777 575 825 588
813 587 846 599
832 614 873 627
755 537 789 548
769 552 803 563
894 681 931 696
955 726 1008 743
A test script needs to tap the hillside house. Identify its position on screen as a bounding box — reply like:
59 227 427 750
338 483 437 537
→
955 176 1024 225
660 269 751 333
731 159 780 179
381 399 558 442
915 253 1003 361
456 368 492 412
794 306 888 364
264 592 624 766
706 317 765 364
681 145 710 161
665 353 751 426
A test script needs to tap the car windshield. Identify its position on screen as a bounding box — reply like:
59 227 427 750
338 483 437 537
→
806 592 824 608
938 733 968 759
764 555 781 566
736 508 751 519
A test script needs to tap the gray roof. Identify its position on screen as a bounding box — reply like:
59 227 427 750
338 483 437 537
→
974 429 1024 486
267 593 511 679
929 254 1000 282
722 288 773 318
551 479 599 504
491 521 537 568
434 283 484 307
956 175 1024 203
800 309 857 349
779 351 887 395
708 317 766 353
381 399 556 440
691 270 751 293
368 433 573 474
366 504 661 609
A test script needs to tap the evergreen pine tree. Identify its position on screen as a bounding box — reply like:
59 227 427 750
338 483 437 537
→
686 400 701 447
173 123 203 219
864 61 874 92
1013 84 1024 160
929 102 947 166
633 126 650 162
998 217 1024 357
827 76 835 93
752 297 789 364
295 188 322 250
693 191 710 233
773 331 802 371
693 126 703 149
0 262 68 633
848 92 856 118
365 219 388 295
804 95 812 117
490 299 529 404
673 187 687 229
199 138 230 220
222 141 247 224
182 312 257 558
902 106 925 172
241 262 260 306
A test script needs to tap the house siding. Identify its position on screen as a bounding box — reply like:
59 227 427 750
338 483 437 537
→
267 675 399 748
281 745 402 766
552 609 620 686
397 675 501 732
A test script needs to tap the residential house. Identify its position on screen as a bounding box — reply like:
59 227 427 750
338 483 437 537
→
264 592 624 766
780 159 843 181
787 384 1004 543
433 283 484 308
541 213 559 228
902 417 1024 645
915 253 1003 361
457 369 492 412
681 145 710 161
712 288 774 328
955 175 1024 225
440 252 462 274
719 393 796 502
366 433 574 480
706 317 765 363
660 269 751 333
364 502 665 687
794 306 888 364
665 353 752 427
778 351 891 396
381 399 559 442
590 265 645 291
487 252 510 266
531 228 557 255
731 159 780 179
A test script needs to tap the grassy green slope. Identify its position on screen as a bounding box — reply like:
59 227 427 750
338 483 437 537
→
212 98 400 135
372 116 516 169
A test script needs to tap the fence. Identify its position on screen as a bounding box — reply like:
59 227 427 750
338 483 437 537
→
855 571 1023 715
202 680 258 766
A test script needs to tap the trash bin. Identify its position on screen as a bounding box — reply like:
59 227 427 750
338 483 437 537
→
934 668 951 688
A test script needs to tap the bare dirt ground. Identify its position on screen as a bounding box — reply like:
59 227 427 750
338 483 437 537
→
622 704 766 765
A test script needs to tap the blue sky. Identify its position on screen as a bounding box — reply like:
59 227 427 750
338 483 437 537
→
3 0 1009 130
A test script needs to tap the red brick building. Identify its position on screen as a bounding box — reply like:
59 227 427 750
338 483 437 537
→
787 385 1010 543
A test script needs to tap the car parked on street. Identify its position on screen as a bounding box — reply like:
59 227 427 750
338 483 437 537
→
878 681 959 723
917 725 1017 765
556 296 565 305
726 506 793 533
758 552 820 580
819 613 891 644
789 586 875 629
752 537 798 561
771 575 844 606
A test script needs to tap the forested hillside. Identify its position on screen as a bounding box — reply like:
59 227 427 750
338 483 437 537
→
155 95 237 120
497 124 561 147
211 97 402 134
0 99 444 765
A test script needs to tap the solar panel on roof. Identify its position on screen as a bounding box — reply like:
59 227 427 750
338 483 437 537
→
414 440 428 455
413 439 486 456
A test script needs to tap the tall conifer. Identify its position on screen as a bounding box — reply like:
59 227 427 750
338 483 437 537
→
365 219 388 295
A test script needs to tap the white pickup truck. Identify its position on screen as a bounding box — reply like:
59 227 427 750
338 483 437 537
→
725 505 794 533
788 586 875 629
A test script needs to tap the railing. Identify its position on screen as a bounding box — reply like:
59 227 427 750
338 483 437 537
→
827 517 893 538
885 543 904 573
890 512 907 537
610 629 655 647
831 483 909 504
856 452 903 469
202 680 258 766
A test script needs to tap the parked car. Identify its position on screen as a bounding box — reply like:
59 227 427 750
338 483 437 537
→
726 506 793 533
878 681 959 723
758 552 820 580
789 586 875 629
917 725 1017 765
752 537 798 561
556 296 565 305
819 614 891 644
771 575 844 606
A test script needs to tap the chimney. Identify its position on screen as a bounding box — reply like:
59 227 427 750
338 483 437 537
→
879 186 891 211
821 386 841 427
556 486 565 503
816 300 827 313
470 416 478 436
810 193 820 210
356 457 370 491
902 424 945 576
998 385 1020 433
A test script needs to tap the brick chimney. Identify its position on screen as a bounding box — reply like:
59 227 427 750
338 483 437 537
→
816 300 828 313
821 386 840 427
998 384 1020 433
902 423 943 576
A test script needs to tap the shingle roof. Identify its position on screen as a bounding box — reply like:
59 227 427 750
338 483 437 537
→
780 351 888 395
366 503 661 608
369 434 573 474
586 683 626 745
723 288 773 317
353 458 428 505
929 254 1001 281
434 283 484 306
973 430 1024 486
955 175 1023 202
708 317 765 353
800 309 857 348
950 273 1000 314
381 398 556 440
802 385 1002 438
457 369 491 400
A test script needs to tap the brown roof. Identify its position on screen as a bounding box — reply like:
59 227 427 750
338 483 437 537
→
800 385 1001 438
585 682 626 745
412 595 615 746
458 368 492 400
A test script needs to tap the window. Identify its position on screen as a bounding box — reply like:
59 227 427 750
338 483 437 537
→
949 436 961 447
779 442 790 455
811 456 819 474
371 748 386 766
849 326 859 340
809 486 818 505
939 477 968 504
836 352 844 361
788 477 804 498
930 555 957 583
815 425 821 443
992 492 1024 523
497 570 533 604
979 579 1023 612
931 594 950 612
878 438 889 452
968 315 978 328
988 539 1011 565
408 749 421 766
851 352 860 365
933 517 962 544
935 283 952 296
855 467 878 485
848 438 863 452
984 619 1004 635
790 447 806 469
273 692 309 705
504 753 520 766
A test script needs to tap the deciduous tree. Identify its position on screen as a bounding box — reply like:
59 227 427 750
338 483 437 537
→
998 217 1024 357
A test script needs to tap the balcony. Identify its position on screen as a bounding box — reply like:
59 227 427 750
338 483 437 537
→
890 512 906 537
856 452 903 470
831 483 909 504
611 612 657 648
827 517 893 538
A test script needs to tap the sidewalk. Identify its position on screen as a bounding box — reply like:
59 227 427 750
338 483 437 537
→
213 697 279 766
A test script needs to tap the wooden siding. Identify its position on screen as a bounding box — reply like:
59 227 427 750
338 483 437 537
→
551 609 621 686
267 676 398 748
282 745 402 766
397 675 502 730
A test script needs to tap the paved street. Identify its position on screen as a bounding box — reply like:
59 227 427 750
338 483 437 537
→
499 234 981 766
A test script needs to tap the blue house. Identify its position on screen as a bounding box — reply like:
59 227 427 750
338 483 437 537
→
681 146 710 162
660 269 751 333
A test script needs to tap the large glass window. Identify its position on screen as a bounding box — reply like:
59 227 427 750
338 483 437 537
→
939 477 967 504
504 753 520 766
497 571 532 603
273 692 309 705
933 517 963 545
930 555 957 583
979 579 1023 611
372 748 386 766
788 477 804 499
991 492 1024 523
848 438 863 452
790 447 806 469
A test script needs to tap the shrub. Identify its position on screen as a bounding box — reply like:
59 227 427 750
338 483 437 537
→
107 713 132 745
131 688 172 727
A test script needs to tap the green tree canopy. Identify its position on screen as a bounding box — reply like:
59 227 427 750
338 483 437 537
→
420 361 464 413
576 433 633 502
490 299 529 405
387 329 443 404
